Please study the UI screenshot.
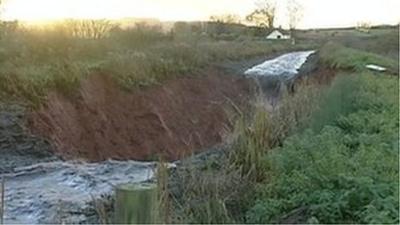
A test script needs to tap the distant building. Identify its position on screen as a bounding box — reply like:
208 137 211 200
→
266 30 291 40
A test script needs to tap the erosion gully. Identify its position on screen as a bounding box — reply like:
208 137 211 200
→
1 50 316 224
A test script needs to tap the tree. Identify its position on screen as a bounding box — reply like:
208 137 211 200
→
246 0 276 29
286 0 303 44
287 0 303 30
63 19 116 39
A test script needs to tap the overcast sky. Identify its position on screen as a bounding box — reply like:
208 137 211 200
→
1 0 399 28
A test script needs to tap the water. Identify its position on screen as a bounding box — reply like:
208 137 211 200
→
245 50 316 78
1 50 316 224
2 160 158 224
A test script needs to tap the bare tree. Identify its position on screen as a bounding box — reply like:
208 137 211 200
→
63 19 116 39
246 0 276 29
287 0 303 44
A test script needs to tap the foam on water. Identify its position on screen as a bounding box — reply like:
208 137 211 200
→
3 160 158 224
245 50 316 78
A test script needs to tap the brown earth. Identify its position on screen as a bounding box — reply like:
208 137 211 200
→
28 70 252 162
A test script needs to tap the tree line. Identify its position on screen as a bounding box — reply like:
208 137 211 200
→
210 0 304 31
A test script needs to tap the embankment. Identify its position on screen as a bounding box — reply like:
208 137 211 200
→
29 70 252 161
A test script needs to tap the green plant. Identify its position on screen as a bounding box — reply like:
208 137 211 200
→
0 21 316 106
231 81 321 181
246 73 399 224
168 152 255 224
320 42 399 73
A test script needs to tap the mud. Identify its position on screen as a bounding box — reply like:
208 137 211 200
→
0 104 56 173
29 71 252 162
3 160 158 224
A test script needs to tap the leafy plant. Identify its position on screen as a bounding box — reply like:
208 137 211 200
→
246 73 399 224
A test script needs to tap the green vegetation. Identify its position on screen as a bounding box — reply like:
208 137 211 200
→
320 42 399 73
246 74 399 223
167 45 398 223
1 19 398 224
168 82 323 223
0 20 312 107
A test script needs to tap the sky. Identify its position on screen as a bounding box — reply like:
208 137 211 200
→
0 0 399 28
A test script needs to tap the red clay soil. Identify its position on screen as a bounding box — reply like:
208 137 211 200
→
29 71 252 161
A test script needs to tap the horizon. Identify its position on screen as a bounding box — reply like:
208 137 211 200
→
0 0 399 29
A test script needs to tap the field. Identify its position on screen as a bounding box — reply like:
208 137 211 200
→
0 20 398 224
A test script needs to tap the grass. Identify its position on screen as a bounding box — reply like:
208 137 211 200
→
167 152 255 224
320 42 399 73
0 20 314 107
246 74 399 223
165 77 324 223
165 58 398 224
231 83 321 182
2 20 398 224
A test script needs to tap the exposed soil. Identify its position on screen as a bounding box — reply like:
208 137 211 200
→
29 70 252 162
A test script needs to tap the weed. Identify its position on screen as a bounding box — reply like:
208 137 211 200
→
246 73 399 224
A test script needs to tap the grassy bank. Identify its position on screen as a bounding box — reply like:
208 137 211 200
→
319 42 399 73
167 42 399 223
246 73 399 223
0 21 313 107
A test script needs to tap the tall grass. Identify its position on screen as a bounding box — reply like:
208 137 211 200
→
163 78 324 223
0 20 317 107
231 81 321 181
167 156 254 223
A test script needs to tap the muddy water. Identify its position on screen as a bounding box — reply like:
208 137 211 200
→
3 160 157 224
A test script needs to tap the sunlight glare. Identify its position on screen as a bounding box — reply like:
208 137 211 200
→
1 0 399 28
